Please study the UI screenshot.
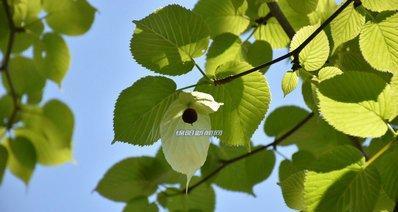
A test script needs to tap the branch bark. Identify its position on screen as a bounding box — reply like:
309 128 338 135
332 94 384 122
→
181 112 314 194
1 0 20 130
266 1 295 39
214 0 354 85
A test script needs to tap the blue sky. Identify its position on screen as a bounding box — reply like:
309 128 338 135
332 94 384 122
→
0 0 307 211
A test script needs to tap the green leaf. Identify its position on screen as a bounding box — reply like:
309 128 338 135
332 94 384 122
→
373 190 396 212
205 33 272 75
317 71 396 138
244 40 272 73
2 56 45 97
376 147 398 201
254 0 310 48
96 157 171 202
362 0 398 12
264 106 352 155
205 33 245 75
193 0 250 37
12 19 45 53
196 61 271 146
264 106 309 138
4 137 36 185
16 100 74 165
280 170 306 210
282 71 299 96
0 145 7 185
304 164 381 212
290 25 330 71
113 76 178 146
317 66 343 82
159 178 215 212
307 0 337 25
43 0 96 36
34 33 71 85
202 144 275 194
359 13 398 73
287 0 319 14
123 197 158 212
0 95 13 126
330 3 365 50
131 5 209 76
301 81 317 111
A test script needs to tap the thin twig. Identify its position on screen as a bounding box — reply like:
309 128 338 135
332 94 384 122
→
180 112 314 194
1 0 20 130
213 0 354 85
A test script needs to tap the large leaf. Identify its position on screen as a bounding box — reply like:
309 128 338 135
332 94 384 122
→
4 137 36 185
362 0 398 12
131 5 209 76
290 25 330 71
359 14 398 73
43 0 96 36
330 3 365 50
304 164 381 212
317 71 397 138
96 157 173 202
202 144 275 194
113 76 177 146
158 178 215 212
196 61 270 146
17 100 74 165
307 0 337 25
193 0 250 37
287 0 319 14
0 145 7 185
376 147 398 201
264 106 309 138
34 33 70 85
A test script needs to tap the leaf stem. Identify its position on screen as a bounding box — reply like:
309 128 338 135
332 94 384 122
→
213 0 354 85
365 140 394 167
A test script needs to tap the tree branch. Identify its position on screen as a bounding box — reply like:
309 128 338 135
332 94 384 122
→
214 0 354 85
182 112 314 194
266 2 295 39
1 0 20 130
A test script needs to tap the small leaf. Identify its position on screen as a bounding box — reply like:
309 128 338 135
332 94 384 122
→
290 25 330 71
4 137 36 185
359 13 398 73
113 76 178 146
194 0 250 37
202 144 275 194
317 71 396 138
264 106 309 138
0 95 14 126
362 0 398 12
131 5 210 76
282 71 299 96
330 3 365 50
43 0 96 35
317 66 343 81
2 57 45 97
34 33 71 85
0 145 7 185
96 157 171 202
196 61 271 146
245 40 273 73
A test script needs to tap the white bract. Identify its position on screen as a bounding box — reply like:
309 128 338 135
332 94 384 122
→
160 91 222 191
